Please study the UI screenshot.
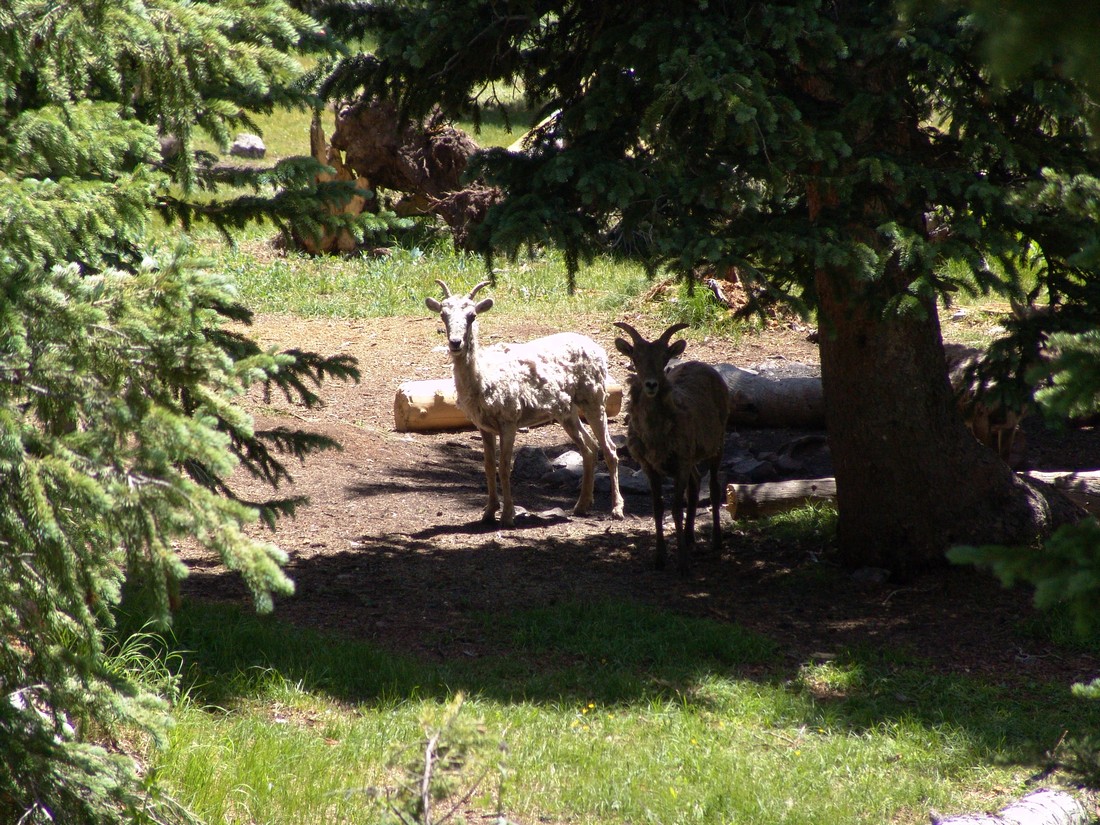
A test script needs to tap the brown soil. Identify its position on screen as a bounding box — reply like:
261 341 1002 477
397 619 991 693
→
178 309 1100 691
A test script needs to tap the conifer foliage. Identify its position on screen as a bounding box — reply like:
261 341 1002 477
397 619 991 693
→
1 1 358 821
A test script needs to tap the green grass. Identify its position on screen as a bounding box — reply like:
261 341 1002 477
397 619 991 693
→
203 240 661 324
137 593 1097 825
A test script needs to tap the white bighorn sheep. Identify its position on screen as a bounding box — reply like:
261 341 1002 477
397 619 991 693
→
425 280 625 527
613 322 731 575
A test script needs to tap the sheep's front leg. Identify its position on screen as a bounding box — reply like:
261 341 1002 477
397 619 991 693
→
497 424 518 527
479 429 499 523
646 467 667 570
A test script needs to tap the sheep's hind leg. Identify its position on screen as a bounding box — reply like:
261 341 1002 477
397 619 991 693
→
560 415 597 515
677 470 701 576
707 459 723 554
646 467 667 570
582 402 624 519
479 429 500 523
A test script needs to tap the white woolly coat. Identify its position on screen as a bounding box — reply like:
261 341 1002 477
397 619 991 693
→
452 333 610 432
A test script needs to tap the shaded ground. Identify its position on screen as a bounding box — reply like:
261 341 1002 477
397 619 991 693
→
178 308 1100 691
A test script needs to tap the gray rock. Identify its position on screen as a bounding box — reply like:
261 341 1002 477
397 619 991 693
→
551 450 585 473
512 446 553 480
230 133 266 159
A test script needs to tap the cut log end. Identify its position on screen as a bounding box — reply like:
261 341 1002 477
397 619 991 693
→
393 380 473 432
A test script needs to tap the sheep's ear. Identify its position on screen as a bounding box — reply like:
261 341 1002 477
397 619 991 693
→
425 297 442 312
614 338 633 357
668 339 687 358
474 297 494 314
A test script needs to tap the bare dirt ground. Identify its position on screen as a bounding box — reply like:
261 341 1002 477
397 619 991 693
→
178 309 1100 691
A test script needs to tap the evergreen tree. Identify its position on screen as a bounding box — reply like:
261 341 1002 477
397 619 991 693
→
923 0 1100 658
1 1 358 821
320 0 1100 573
926 1 1100 106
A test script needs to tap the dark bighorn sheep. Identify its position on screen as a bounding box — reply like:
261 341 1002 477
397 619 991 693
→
614 322 731 574
425 280 624 527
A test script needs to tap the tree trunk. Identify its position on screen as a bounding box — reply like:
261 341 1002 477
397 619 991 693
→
815 263 1056 575
930 788 1087 825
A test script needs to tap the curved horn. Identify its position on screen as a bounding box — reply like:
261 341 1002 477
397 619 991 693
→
658 323 690 345
434 279 452 298
469 281 492 299
612 321 646 346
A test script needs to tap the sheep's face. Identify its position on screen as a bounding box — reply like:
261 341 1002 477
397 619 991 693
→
614 323 688 399
619 340 686 398
426 294 494 355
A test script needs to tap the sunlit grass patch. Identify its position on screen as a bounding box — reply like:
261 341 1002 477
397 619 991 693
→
134 597 1100 825
204 239 658 323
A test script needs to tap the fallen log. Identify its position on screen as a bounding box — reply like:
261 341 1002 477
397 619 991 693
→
713 363 826 429
715 347 1031 463
930 788 1087 825
726 478 837 519
727 471 1100 519
394 377 623 432
1024 470 1100 514
398 363 826 432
